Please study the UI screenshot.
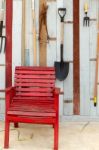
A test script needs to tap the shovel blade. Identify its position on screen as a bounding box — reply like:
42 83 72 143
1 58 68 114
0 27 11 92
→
54 61 69 81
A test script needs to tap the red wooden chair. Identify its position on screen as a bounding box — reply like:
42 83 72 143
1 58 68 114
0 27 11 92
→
4 66 60 150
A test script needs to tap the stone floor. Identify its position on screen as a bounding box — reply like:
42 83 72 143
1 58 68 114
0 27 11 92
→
0 121 99 150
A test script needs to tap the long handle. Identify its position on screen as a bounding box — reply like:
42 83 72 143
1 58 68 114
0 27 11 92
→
58 8 66 62
32 0 37 66
94 3 99 106
21 0 26 65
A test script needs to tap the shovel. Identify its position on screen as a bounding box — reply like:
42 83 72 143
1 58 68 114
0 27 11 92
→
55 8 69 81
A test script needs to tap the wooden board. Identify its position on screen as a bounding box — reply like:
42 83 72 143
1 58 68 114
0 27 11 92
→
80 0 90 115
12 1 22 84
89 0 97 115
73 0 80 115
63 0 73 116
6 0 13 87
21 0 26 66
39 0 47 66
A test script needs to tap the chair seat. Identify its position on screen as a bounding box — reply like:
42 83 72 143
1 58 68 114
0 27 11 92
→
8 96 56 117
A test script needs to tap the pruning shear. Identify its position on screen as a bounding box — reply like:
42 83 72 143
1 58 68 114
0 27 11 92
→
83 3 90 26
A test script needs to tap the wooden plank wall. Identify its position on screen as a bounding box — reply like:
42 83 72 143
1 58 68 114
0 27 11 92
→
89 0 97 116
80 0 90 116
0 0 99 120
63 0 73 116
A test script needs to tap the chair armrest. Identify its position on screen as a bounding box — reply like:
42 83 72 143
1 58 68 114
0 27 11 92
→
53 88 60 113
6 87 15 93
53 88 60 95
5 87 16 111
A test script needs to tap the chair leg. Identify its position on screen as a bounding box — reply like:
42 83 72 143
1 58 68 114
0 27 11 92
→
14 123 19 128
4 119 10 148
54 121 59 150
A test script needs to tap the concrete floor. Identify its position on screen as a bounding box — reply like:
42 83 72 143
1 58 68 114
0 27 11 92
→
0 122 99 150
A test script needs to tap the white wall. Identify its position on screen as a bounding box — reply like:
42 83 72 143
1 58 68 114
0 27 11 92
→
0 0 99 120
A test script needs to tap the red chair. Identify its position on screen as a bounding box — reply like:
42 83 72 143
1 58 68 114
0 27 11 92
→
4 66 60 150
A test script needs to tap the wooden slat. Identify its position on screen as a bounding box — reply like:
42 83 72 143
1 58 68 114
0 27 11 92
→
73 0 80 115
8 111 56 117
8 116 55 124
15 82 54 87
15 70 55 75
16 93 53 97
13 96 54 101
15 74 55 79
15 78 55 83
16 87 53 92
16 66 55 71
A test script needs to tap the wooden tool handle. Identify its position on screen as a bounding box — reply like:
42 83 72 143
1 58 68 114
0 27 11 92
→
84 3 88 13
60 22 64 44
32 9 37 66
21 0 26 65
94 4 99 106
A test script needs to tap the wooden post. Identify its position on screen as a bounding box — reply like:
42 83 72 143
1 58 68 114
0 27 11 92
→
73 0 80 115
6 0 13 87
39 0 48 66
94 3 99 106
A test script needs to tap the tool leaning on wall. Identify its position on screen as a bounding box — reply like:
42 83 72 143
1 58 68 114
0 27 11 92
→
32 0 37 66
94 2 99 107
0 0 6 53
83 2 90 26
54 8 69 81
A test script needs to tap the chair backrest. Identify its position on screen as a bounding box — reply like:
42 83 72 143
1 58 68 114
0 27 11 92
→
14 66 55 98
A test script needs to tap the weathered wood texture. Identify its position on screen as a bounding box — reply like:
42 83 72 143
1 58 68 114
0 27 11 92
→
80 0 90 116
73 0 80 115
6 0 13 87
39 0 48 66
4 66 60 150
89 0 97 115
21 0 26 66
63 0 73 116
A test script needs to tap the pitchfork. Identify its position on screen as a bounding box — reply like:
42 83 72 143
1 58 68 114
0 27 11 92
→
83 3 90 26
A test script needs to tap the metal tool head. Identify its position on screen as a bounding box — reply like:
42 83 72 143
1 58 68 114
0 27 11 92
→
83 12 90 26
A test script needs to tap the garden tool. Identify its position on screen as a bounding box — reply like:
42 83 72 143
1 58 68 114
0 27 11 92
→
21 0 26 65
32 0 37 66
54 8 69 81
93 3 99 107
0 8 6 53
0 20 3 53
83 3 90 26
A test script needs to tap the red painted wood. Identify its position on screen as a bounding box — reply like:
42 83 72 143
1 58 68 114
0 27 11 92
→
16 92 53 97
15 82 54 87
16 87 53 92
15 70 55 75
15 74 55 79
8 111 56 117
15 79 55 83
6 0 13 87
8 116 55 124
4 66 60 150
16 66 55 71
73 0 80 115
